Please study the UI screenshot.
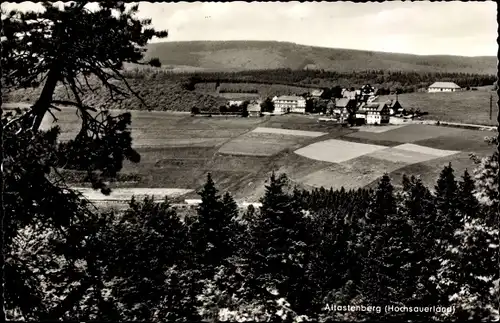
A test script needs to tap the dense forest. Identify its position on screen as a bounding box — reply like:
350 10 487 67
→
120 67 497 94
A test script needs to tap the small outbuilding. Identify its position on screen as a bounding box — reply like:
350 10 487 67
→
247 102 262 117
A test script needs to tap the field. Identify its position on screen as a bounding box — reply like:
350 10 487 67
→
302 124 494 190
218 127 326 157
295 140 387 163
378 91 499 126
10 105 495 202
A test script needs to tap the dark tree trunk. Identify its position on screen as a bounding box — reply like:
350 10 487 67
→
30 66 62 131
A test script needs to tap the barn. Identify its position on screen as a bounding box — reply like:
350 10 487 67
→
428 82 462 93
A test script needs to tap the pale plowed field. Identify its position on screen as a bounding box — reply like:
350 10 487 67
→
295 139 387 163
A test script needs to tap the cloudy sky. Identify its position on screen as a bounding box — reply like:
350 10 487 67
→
3 1 498 56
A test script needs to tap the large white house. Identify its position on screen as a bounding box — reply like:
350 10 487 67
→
428 82 462 93
272 95 307 114
358 102 390 124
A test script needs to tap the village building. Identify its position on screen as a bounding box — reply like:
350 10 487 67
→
342 89 357 100
358 102 390 124
272 95 307 114
326 100 335 114
247 100 262 117
387 99 403 115
228 100 244 107
428 82 462 93
360 84 377 102
310 89 324 99
334 98 356 122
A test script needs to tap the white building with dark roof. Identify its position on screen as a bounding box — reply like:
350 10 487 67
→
428 82 462 93
272 95 306 114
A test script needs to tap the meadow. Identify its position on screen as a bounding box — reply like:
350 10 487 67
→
30 106 496 202
379 90 499 126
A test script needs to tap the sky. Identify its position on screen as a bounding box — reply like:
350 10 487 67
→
2 1 498 56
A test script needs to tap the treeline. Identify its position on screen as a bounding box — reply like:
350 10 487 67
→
185 69 496 89
120 67 496 94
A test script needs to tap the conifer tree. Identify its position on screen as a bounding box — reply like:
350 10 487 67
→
250 172 313 316
102 197 198 321
397 175 442 319
192 174 236 271
434 163 460 244
458 169 480 220
438 167 499 321
358 174 406 319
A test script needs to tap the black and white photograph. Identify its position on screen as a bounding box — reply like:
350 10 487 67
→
1 0 498 321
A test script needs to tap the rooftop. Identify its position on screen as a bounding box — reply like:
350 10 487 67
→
247 104 261 112
429 82 461 89
335 98 354 107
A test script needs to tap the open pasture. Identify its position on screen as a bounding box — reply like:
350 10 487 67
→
294 139 387 163
38 106 266 148
252 127 326 137
378 90 499 126
344 124 465 143
366 146 453 164
293 128 469 191
262 114 350 133
352 125 407 133
219 131 313 157
413 129 495 153
298 158 403 190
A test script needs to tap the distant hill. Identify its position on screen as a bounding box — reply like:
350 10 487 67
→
144 41 497 74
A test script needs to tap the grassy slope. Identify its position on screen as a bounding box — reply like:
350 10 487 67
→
378 91 499 126
145 41 497 74
32 107 494 201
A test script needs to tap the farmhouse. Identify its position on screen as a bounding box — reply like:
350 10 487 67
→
428 82 462 93
332 107 350 123
358 102 390 124
272 95 307 114
247 101 262 117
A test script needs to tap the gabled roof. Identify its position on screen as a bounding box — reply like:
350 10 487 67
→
363 102 388 112
335 98 354 107
429 82 461 89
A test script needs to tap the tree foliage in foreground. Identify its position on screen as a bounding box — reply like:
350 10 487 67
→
2 1 167 320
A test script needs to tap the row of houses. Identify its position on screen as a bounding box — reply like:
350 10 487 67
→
326 98 399 124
